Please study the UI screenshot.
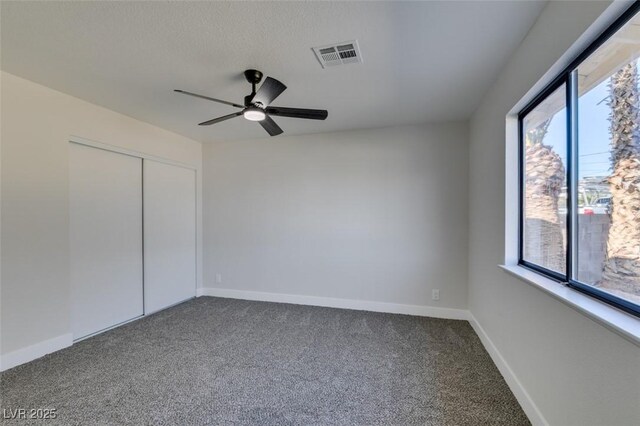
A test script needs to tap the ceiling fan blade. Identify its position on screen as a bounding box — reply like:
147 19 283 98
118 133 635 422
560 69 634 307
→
259 115 283 136
251 77 287 107
266 106 328 120
175 89 244 109
198 111 243 126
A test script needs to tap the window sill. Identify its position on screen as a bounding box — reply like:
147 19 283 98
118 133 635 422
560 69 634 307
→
499 264 640 347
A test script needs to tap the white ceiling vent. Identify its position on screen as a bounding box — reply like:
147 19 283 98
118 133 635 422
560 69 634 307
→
312 40 362 68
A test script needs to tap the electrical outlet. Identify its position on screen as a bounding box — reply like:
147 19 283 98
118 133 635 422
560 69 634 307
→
215 273 222 284
432 289 440 301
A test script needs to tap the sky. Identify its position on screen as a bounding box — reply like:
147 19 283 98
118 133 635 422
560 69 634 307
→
578 78 613 179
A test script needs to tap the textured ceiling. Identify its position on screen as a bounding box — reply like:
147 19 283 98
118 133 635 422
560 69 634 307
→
1 1 546 142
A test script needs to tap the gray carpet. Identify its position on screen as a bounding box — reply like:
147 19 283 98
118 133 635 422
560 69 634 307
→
1 297 529 425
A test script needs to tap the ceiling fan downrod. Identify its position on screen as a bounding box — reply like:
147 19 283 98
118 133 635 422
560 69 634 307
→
243 69 263 106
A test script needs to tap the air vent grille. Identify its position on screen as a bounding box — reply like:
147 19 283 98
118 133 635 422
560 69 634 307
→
313 40 362 68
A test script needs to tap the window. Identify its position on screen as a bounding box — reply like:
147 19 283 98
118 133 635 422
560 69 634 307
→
522 84 568 277
519 3 640 317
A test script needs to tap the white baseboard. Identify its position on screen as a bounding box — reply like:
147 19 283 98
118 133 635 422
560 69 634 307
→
198 287 470 320
0 333 73 372
467 312 547 426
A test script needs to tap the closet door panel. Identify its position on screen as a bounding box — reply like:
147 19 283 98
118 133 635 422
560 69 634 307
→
143 160 196 313
70 143 144 339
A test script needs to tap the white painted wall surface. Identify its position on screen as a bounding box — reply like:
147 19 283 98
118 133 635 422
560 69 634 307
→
468 1 640 425
203 123 469 310
0 71 202 358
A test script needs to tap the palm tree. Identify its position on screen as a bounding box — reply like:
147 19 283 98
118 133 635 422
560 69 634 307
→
600 62 640 297
524 119 566 272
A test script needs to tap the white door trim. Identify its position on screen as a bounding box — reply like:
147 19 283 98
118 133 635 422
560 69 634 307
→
69 135 196 171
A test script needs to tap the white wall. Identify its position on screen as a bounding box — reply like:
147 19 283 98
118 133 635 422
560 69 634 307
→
0 71 203 359
469 1 640 425
203 123 468 311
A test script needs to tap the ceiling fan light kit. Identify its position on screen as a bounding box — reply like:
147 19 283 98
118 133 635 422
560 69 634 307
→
175 69 328 137
242 107 266 122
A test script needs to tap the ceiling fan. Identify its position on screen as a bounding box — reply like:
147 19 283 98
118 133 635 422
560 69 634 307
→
175 69 328 137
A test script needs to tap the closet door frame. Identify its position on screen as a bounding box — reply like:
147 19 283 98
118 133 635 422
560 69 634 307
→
69 135 198 337
70 135 196 171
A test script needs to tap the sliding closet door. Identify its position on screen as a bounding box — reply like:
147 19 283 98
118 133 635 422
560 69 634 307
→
143 160 196 313
70 143 144 339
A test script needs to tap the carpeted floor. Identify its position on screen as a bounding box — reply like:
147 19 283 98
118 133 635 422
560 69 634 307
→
1 297 529 425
